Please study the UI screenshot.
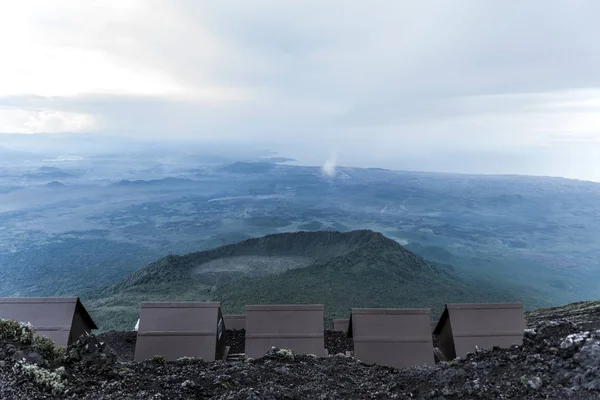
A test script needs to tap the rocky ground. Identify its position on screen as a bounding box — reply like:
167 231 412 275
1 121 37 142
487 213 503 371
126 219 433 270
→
525 300 600 332
224 330 245 355
96 331 137 362
2 301 600 399
96 330 354 361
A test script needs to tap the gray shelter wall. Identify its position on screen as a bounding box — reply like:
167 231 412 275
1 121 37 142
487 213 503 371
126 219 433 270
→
333 319 350 333
223 314 246 330
134 302 224 362
436 303 526 360
245 304 325 358
0 297 96 347
350 308 434 369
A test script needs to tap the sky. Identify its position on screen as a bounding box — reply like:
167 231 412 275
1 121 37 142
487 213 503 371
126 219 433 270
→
1 0 599 180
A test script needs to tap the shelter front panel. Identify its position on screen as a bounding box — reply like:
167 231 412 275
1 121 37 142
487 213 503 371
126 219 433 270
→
446 303 525 358
350 308 434 368
0 297 83 347
354 340 434 369
447 303 526 336
245 305 325 358
134 302 222 361
138 302 220 332
134 334 215 361
0 298 77 330
351 309 432 338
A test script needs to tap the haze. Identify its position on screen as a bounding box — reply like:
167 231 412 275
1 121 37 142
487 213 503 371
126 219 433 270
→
1 1 599 181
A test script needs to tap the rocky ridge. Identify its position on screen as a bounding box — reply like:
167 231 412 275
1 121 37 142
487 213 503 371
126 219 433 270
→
2 314 600 399
525 300 600 331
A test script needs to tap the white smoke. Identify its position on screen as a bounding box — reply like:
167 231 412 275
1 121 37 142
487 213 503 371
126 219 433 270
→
321 153 337 177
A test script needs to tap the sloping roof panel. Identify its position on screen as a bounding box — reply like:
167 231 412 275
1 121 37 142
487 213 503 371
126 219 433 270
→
134 301 225 361
349 308 434 369
245 304 325 358
434 302 526 360
0 297 97 347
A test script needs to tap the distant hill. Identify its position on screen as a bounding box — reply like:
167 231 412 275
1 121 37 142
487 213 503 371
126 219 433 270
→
86 230 537 331
46 181 66 188
38 166 65 172
220 162 275 174
23 171 74 180
260 157 296 163
110 178 194 187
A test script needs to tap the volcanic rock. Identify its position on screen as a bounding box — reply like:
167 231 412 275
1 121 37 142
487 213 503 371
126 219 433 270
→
2 319 600 399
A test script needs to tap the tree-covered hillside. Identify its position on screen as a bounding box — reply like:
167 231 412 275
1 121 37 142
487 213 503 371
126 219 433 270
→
85 230 546 331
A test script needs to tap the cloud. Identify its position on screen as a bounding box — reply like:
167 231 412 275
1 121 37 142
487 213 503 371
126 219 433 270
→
0 0 248 100
0 108 97 133
1 0 600 180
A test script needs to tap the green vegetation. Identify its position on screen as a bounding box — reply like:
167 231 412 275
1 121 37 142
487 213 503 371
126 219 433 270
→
213 246 545 323
31 336 66 365
0 318 65 365
85 230 546 331
0 319 35 344
2 160 600 323
150 355 166 364
0 238 161 297
12 361 66 396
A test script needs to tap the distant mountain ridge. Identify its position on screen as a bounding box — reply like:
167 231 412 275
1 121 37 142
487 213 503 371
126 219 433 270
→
87 230 540 331
117 230 425 287
111 177 194 187
220 161 275 174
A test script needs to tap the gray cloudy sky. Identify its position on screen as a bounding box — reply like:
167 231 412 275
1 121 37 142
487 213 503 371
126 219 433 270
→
1 1 600 180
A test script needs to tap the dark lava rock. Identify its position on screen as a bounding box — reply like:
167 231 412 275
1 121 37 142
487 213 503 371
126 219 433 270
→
65 333 117 372
11 349 45 366
97 330 137 362
325 330 354 354
526 301 600 333
226 329 245 355
2 319 600 399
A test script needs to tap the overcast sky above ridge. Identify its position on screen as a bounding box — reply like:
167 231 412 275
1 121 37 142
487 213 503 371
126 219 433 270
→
1 1 599 181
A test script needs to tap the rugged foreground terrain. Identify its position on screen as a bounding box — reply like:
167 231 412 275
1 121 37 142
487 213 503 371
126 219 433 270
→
525 300 600 332
2 302 600 399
